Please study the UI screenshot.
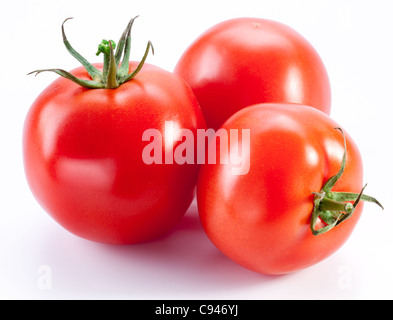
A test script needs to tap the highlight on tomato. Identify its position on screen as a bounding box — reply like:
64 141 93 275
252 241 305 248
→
174 17 331 130
197 103 383 275
23 17 206 245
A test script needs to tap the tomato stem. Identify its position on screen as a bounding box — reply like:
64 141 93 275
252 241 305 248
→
318 195 354 214
106 41 120 89
28 17 153 89
96 39 116 83
310 128 383 236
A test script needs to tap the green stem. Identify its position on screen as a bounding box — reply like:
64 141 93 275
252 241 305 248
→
322 127 347 193
62 18 102 82
27 68 105 89
118 16 139 77
106 41 119 89
96 40 116 84
310 128 383 236
318 197 353 214
119 41 154 83
28 17 153 90
115 16 138 66
331 191 384 209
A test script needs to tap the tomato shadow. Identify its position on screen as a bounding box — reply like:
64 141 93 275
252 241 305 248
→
36 199 282 299
92 200 280 298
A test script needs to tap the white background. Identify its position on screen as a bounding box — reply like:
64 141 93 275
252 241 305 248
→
1 0 392 300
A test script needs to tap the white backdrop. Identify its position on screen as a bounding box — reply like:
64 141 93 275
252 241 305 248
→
1 0 392 299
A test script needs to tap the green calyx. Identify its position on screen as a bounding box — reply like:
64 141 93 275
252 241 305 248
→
96 40 116 56
310 127 384 236
28 16 154 89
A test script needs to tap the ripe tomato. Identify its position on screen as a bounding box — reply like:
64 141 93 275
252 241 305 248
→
174 18 331 130
23 18 206 245
197 103 382 275
24 62 205 245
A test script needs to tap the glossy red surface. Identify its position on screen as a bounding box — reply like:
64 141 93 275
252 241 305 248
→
23 62 206 244
175 18 331 130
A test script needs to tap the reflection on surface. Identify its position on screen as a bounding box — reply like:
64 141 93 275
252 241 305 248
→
56 157 116 191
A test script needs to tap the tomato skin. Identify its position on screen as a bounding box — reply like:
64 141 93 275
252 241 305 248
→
23 62 206 245
174 18 331 130
197 103 363 275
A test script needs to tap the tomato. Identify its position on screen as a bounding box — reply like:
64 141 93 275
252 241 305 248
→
23 18 206 245
197 103 382 275
174 17 331 130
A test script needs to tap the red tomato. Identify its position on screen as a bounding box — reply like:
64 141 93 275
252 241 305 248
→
174 18 331 130
24 18 207 245
24 62 205 245
197 103 382 275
